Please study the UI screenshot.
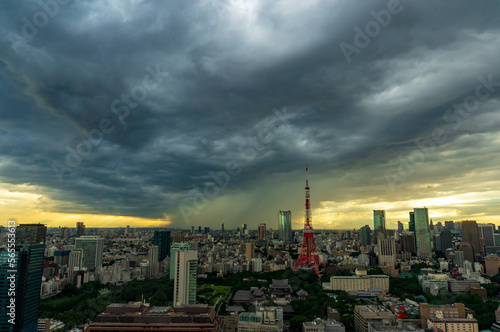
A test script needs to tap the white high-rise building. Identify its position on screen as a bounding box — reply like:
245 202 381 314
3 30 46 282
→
378 238 396 265
173 250 198 306
252 258 263 272
68 249 83 274
148 245 159 277
170 242 192 279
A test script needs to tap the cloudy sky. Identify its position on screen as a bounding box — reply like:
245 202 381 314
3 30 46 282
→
1 0 500 230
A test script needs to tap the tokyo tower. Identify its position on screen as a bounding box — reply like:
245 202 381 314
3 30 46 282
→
292 164 326 276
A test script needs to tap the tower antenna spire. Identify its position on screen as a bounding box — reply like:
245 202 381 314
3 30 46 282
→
306 162 308 187
293 163 325 276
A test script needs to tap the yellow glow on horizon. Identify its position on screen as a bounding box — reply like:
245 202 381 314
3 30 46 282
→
0 183 172 228
2 181 499 230
296 190 500 230
2 211 172 228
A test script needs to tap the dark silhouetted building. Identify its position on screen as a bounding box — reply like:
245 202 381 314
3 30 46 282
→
461 220 480 261
439 230 453 253
0 243 44 331
154 229 171 262
409 212 415 233
258 223 266 240
15 224 46 245
359 225 371 247
401 233 416 255
76 222 85 237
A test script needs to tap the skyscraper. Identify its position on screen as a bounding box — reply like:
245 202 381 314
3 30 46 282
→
246 242 255 260
359 225 372 247
68 249 83 276
54 249 71 267
478 223 495 247
439 229 453 253
444 220 454 230
154 229 171 262
74 236 104 270
461 220 481 261
414 208 432 258
455 250 464 268
76 222 85 237
15 223 47 245
278 210 292 242
401 233 416 254
460 242 475 263
258 223 266 240
148 246 159 278
221 223 225 233
373 210 386 236
170 243 192 279
378 238 396 264
409 212 415 233
0 243 44 331
398 221 404 233
173 231 185 243
173 250 198 306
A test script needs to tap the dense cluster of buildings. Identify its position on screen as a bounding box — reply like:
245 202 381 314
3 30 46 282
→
1 206 500 331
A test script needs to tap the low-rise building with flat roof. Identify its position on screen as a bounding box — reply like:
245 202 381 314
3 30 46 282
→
354 305 394 332
303 318 345 332
331 275 389 292
84 303 222 331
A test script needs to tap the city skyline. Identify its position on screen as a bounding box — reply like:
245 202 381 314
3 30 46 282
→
2 1 500 230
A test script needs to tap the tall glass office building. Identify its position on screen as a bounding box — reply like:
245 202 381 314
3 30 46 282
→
153 230 171 262
373 210 386 236
0 244 44 332
414 207 432 258
278 211 292 242
359 225 372 247
409 212 415 232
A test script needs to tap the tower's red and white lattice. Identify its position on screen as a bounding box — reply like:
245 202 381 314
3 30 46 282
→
292 164 326 275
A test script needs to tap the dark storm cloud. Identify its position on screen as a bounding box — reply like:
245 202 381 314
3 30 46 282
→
1 0 500 227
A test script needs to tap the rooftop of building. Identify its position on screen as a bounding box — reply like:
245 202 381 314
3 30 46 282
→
368 320 422 331
331 274 389 279
355 305 393 313
303 319 344 327
429 318 478 323
95 303 214 322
